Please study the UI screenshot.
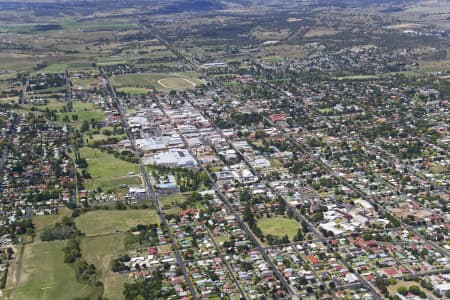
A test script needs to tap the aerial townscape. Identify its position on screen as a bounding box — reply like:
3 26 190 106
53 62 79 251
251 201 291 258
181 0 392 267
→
0 0 449 299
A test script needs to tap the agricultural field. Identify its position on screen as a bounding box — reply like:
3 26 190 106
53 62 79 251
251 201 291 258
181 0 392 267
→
304 27 338 37
75 209 160 236
252 28 290 41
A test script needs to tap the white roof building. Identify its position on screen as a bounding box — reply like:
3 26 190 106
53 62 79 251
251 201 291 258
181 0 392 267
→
145 148 197 168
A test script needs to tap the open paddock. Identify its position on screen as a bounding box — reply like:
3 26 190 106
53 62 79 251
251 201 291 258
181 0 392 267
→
75 209 160 236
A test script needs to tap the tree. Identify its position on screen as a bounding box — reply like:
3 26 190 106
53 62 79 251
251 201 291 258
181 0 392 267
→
397 286 408 296
294 228 304 242
363 232 372 241
80 120 90 132
409 285 421 295
388 278 397 285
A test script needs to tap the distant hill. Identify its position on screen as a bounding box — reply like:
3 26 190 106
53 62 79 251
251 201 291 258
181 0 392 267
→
157 0 225 13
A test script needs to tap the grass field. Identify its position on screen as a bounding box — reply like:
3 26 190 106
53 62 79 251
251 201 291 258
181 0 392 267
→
96 58 127 66
159 193 186 208
38 63 68 74
257 217 300 240
11 241 100 300
111 72 204 92
57 102 104 127
37 101 67 111
62 19 137 32
157 77 196 90
262 55 283 63
116 87 151 95
252 28 290 41
0 73 17 80
335 75 380 80
75 209 160 236
387 281 435 299
32 207 72 234
72 78 100 90
85 133 127 144
304 27 338 37
80 233 127 300
78 147 140 191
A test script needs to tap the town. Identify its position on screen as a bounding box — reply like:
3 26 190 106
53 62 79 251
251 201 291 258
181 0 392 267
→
0 0 449 299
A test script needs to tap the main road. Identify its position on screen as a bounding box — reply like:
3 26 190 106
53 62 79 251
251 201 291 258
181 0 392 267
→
103 74 198 300
195 77 384 300
151 94 295 297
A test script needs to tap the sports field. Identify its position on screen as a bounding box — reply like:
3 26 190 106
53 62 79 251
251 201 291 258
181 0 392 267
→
157 77 196 90
257 217 300 240
111 72 204 92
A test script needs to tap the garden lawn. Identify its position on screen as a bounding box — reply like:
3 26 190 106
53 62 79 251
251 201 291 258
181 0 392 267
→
75 209 160 236
257 217 300 241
